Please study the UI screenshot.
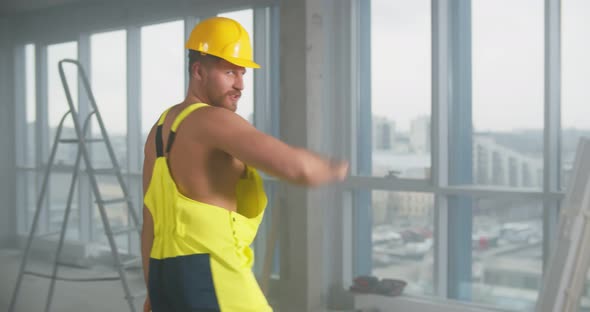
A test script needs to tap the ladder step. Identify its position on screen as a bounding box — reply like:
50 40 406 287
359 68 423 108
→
121 257 142 269
97 197 129 205
55 260 88 268
92 168 118 175
23 270 120 282
38 230 62 238
110 226 139 236
127 289 147 300
59 138 104 143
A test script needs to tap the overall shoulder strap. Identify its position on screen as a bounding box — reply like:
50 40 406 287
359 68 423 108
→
155 108 172 157
165 103 210 153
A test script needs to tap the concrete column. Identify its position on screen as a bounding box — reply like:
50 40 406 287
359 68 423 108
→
0 17 18 247
278 0 329 310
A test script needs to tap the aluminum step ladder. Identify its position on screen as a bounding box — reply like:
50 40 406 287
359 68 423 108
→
9 59 144 312
535 137 590 312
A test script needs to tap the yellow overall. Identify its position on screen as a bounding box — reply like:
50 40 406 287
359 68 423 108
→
144 103 272 311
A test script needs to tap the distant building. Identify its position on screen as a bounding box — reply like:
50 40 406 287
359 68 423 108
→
373 116 396 150
410 116 430 154
370 118 544 222
473 135 543 188
393 192 434 218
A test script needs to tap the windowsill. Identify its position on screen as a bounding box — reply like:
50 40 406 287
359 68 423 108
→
353 293 513 312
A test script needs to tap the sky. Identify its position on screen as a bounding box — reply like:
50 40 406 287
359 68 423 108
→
371 0 590 132
27 2 590 134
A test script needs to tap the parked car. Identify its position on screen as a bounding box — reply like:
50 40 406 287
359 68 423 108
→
499 222 541 245
372 225 403 246
472 226 501 250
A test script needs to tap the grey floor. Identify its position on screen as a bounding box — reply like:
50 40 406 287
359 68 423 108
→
1 247 150 312
0 248 359 312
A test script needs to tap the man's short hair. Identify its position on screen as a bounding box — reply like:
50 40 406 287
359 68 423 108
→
188 49 222 76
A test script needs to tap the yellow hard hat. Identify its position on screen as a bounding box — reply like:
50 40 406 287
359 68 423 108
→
186 16 260 68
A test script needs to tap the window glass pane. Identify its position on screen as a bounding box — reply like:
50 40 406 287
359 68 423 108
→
370 0 432 179
49 173 80 240
25 44 36 167
26 171 37 232
472 198 543 311
141 20 184 141
17 171 39 235
474 138 543 187
562 0 590 191
16 172 27 233
472 0 544 189
218 9 255 123
252 182 281 279
47 42 78 167
371 191 434 295
91 30 128 170
95 176 129 251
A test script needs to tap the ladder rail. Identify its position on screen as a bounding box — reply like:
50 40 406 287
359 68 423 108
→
10 59 144 312
45 112 96 312
57 59 138 312
45 138 83 312
8 110 73 312
61 59 142 231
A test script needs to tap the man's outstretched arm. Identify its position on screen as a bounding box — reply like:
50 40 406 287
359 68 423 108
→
193 107 348 186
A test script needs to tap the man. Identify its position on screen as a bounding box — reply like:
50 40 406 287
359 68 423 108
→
142 16 348 311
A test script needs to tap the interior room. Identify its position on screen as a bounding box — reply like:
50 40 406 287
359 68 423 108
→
1 0 589 311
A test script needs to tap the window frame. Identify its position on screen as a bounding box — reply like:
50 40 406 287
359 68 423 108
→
344 0 564 309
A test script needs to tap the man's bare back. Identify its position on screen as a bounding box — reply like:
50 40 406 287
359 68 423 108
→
144 103 246 213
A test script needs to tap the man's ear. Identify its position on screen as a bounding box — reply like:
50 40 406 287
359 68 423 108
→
192 62 204 80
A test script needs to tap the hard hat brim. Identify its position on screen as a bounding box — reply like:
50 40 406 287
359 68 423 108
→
223 55 261 69
186 45 261 69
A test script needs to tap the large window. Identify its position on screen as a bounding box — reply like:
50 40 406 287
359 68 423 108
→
17 44 37 234
470 3 545 307
140 20 185 141
562 0 590 190
471 198 543 310
372 191 434 295
357 0 561 311
354 0 433 299
472 0 544 189
370 0 432 180
90 30 129 247
90 30 127 169
25 44 36 168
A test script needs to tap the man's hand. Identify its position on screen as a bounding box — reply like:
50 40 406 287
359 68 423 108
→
331 160 349 182
143 296 151 312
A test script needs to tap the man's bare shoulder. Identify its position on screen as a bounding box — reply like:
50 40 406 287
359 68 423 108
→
183 105 250 137
186 105 237 122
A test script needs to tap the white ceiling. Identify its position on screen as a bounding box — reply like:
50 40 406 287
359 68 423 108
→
0 0 93 16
